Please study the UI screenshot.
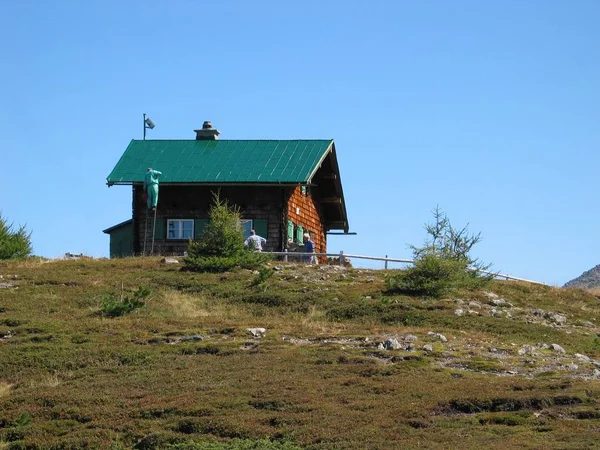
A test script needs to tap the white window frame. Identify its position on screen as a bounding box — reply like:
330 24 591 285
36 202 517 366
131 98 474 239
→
240 219 253 239
167 219 194 240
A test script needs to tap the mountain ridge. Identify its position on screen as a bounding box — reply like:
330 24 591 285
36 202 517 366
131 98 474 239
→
563 263 600 288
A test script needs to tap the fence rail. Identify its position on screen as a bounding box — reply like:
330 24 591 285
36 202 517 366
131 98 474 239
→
263 251 545 285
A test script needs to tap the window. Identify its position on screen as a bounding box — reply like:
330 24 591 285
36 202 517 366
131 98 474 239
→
296 225 304 244
240 219 253 238
167 219 194 239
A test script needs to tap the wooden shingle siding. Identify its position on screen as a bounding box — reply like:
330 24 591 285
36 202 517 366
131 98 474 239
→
286 185 327 256
132 185 286 255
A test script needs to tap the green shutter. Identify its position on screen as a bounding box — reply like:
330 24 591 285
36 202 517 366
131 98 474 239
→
296 225 303 244
287 220 294 242
194 219 209 240
254 219 268 240
154 219 166 239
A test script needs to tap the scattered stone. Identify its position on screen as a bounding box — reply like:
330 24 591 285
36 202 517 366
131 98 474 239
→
537 343 550 350
379 338 403 350
404 334 418 342
0 330 13 340
454 298 465 305
545 312 567 325
406 343 416 352
581 321 595 328
423 344 433 352
507 370 518 375
468 301 482 309
564 363 578 371
427 332 447 342
575 354 591 363
273 265 284 271
484 292 499 299
518 345 537 356
160 258 179 264
64 253 84 259
0 282 16 289
454 309 464 316
550 344 566 354
247 328 266 337
489 298 513 307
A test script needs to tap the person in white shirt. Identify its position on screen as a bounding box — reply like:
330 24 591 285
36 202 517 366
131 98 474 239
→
244 230 266 252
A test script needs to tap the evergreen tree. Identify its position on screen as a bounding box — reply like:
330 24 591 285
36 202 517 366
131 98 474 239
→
0 214 33 259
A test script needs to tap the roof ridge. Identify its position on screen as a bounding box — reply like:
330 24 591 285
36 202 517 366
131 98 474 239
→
131 138 334 142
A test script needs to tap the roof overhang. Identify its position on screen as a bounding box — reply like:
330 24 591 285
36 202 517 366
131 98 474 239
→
307 142 350 233
102 219 133 234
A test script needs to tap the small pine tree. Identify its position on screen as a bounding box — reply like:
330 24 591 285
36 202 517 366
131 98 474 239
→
387 207 492 297
187 193 245 258
0 213 33 259
184 193 271 273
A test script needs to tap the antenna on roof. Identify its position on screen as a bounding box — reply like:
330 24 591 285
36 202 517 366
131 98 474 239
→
143 113 155 140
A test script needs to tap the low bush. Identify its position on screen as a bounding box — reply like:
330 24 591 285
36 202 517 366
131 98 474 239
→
100 286 151 317
183 252 271 273
166 439 303 450
386 207 492 298
386 254 489 297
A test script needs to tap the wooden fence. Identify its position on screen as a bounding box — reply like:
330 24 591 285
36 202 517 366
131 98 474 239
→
263 251 545 285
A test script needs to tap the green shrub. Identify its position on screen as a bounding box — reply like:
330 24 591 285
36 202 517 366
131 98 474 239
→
386 254 487 297
183 252 271 273
187 193 245 258
183 193 272 273
386 207 492 298
100 286 151 317
251 266 274 288
0 213 32 260
166 438 303 450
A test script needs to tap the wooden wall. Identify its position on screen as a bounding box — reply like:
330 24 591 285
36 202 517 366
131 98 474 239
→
286 185 327 254
132 185 287 255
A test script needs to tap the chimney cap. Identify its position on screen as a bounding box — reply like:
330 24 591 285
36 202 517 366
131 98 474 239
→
194 120 220 140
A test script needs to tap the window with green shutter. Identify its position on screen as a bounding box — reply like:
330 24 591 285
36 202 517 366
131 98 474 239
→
287 220 294 243
296 225 303 244
194 219 209 240
154 219 166 239
254 219 268 240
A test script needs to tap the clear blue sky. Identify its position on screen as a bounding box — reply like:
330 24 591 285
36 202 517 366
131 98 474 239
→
1 1 599 286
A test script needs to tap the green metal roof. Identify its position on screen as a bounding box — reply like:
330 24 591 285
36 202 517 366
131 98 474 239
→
107 139 334 185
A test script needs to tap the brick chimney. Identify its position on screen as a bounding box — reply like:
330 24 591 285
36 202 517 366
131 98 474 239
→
194 121 220 140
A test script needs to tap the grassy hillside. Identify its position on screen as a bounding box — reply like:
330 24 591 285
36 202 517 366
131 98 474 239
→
1 258 600 449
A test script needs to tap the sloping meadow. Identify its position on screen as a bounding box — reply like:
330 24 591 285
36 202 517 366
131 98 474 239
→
1 258 600 449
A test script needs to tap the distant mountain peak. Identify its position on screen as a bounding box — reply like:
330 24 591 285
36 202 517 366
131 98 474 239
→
564 264 600 289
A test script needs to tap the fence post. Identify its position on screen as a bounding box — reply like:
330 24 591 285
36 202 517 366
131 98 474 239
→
385 255 388 270
339 250 345 267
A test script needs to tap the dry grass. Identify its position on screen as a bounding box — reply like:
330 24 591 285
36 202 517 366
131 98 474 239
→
28 372 61 389
0 382 12 398
162 291 214 318
1 258 600 449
